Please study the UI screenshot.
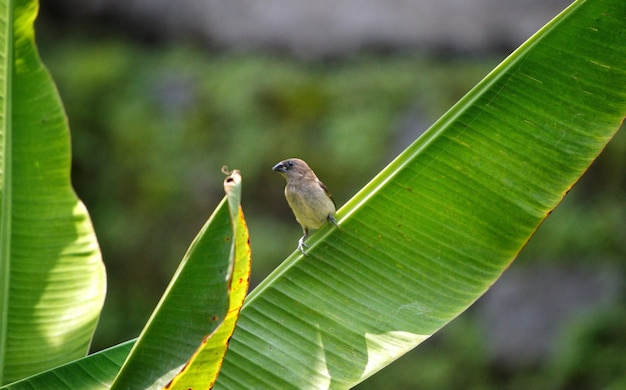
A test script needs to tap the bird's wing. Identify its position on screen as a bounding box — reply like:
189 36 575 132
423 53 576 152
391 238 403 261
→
318 179 336 207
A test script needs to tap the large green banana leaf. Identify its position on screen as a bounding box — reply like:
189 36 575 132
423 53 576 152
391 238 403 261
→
214 0 626 388
2 0 626 389
0 0 105 384
165 171 251 390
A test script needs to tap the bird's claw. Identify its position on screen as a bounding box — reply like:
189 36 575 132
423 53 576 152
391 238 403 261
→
297 237 309 256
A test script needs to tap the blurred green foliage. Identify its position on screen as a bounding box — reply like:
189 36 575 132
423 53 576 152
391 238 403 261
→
37 23 624 389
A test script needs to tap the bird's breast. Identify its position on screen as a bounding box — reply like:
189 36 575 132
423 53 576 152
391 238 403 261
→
285 183 335 229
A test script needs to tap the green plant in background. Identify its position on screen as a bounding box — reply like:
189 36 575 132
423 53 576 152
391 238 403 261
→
2 0 625 389
41 40 497 350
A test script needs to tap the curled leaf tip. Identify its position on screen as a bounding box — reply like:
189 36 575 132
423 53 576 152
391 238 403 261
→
222 166 242 194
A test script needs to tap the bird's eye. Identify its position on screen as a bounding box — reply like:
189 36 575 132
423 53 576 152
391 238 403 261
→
287 161 294 167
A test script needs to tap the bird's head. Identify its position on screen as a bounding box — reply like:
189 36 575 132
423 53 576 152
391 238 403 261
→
272 158 311 180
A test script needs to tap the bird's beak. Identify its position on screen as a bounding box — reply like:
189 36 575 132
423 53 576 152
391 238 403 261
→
272 162 287 173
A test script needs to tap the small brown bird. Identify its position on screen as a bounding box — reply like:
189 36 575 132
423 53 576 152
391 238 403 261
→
273 158 338 255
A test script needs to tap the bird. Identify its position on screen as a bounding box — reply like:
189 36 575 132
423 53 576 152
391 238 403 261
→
272 158 338 255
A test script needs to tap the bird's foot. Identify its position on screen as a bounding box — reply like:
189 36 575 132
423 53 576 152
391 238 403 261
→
328 215 339 227
297 236 309 256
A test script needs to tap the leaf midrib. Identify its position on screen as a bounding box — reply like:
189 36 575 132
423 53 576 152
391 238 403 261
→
0 0 13 383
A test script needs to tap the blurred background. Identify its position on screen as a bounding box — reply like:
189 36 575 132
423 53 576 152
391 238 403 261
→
37 0 624 388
